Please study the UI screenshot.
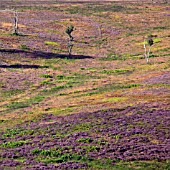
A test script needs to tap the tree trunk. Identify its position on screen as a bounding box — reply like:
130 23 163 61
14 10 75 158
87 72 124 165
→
68 39 73 56
13 11 18 35
143 39 148 63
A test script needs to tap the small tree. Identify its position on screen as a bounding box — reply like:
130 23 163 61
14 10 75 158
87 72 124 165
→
65 25 75 56
0 9 19 35
13 10 19 35
143 35 154 63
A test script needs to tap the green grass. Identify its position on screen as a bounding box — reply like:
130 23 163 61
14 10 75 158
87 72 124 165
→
2 128 35 138
103 97 127 102
157 47 170 52
153 26 167 30
68 123 92 134
1 140 28 148
0 89 24 101
44 41 59 46
41 79 53 85
32 148 92 164
100 54 126 61
80 84 140 97
5 95 45 110
20 44 30 50
48 85 68 92
94 38 107 45
52 106 75 115
66 4 124 16
56 75 66 80
138 37 161 45
101 69 129 74
78 145 100 152
153 38 162 43
116 160 170 170
77 137 93 143
31 148 61 157
5 101 29 109
4 72 93 111
55 73 97 87
40 74 53 78
2 128 22 138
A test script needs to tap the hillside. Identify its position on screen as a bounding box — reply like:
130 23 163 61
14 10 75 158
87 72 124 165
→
0 0 170 169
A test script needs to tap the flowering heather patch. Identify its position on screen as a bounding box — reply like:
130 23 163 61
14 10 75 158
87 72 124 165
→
0 1 170 169
0 105 169 169
143 72 170 85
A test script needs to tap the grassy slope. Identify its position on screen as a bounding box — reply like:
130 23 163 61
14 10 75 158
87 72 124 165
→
0 1 170 169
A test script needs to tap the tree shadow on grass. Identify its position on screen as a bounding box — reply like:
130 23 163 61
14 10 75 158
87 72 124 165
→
0 49 93 59
0 64 49 69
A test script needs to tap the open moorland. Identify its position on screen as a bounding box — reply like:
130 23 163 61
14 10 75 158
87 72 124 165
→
0 0 170 169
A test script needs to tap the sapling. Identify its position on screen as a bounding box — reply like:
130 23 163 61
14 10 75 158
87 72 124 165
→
0 9 19 35
143 35 154 63
13 10 19 35
65 25 75 56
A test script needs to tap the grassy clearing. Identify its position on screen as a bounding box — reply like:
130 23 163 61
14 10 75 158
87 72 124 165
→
78 84 141 97
4 95 45 110
0 89 24 99
66 4 125 16
101 69 130 74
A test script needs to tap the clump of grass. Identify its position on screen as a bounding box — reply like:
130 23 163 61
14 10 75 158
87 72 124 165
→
78 145 99 152
20 44 30 50
94 38 107 45
158 47 170 52
40 74 53 78
41 79 52 85
27 95 45 104
52 106 75 115
5 95 45 109
101 69 129 74
56 75 66 80
31 148 91 163
31 148 61 157
5 101 29 109
153 26 167 30
100 54 126 61
66 4 124 16
1 140 27 148
44 41 59 46
103 97 127 102
1 89 23 98
153 38 162 43
77 137 93 143
50 85 66 92
2 128 21 138
81 84 140 97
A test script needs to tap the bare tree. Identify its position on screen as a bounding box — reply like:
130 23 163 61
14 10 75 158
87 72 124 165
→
0 9 20 35
13 10 19 35
143 35 154 64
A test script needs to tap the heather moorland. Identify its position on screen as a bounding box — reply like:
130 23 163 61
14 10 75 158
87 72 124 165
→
0 0 170 169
